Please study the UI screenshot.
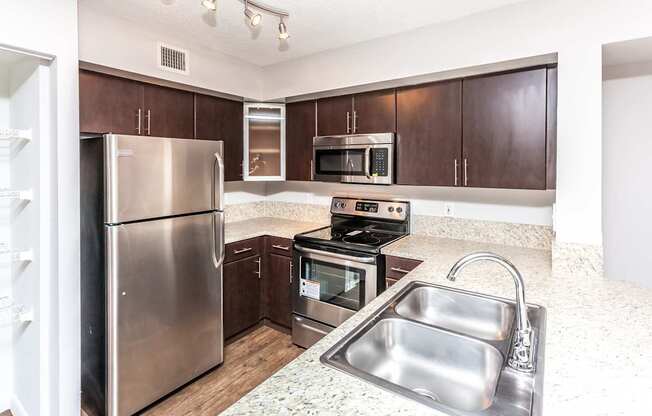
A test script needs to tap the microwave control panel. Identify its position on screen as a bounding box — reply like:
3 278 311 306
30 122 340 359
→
370 149 389 177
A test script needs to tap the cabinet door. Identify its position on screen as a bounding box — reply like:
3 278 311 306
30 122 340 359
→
286 100 315 181
353 89 396 134
195 94 244 181
396 80 461 186
265 253 292 328
317 95 353 136
79 70 144 135
223 256 261 339
462 68 547 189
143 84 195 139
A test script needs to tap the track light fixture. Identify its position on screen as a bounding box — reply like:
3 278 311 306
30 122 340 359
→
200 0 290 42
278 18 289 40
244 3 263 26
201 0 217 11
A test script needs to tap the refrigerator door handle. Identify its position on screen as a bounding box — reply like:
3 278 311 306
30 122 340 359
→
214 152 225 211
212 211 225 269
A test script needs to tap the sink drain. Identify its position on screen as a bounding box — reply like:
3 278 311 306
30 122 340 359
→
412 388 440 402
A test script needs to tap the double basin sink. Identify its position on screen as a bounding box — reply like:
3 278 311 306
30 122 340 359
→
320 281 546 416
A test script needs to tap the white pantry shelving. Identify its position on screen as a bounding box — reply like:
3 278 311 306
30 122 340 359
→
0 128 32 143
0 243 33 263
0 297 33 327
0 188 33 202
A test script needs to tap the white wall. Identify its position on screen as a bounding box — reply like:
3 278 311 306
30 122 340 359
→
603 66 652 287
78 4 264 99
0 59 13 413
261 0 652 246
267 182 554 226
1 1 80 415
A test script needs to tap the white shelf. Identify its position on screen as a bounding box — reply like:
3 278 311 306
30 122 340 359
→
0 296 33 327
0 188 33 201
0 243 33 263
0 127 32 142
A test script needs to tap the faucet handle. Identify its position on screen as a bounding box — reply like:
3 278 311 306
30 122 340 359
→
509 328 534 372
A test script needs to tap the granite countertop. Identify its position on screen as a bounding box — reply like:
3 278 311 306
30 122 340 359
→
222 233 652 415
225 217 327 244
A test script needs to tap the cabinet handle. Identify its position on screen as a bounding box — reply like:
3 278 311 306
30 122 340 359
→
346 111 351 133
390 267 411 274
272 244 290 251
454 159 459 186
310 160 314 181
136 108 142 135
353 111 358 133
146 109 151 136
289 261 293 284
254 257 261 279
233 247 253 255
463 158 468 186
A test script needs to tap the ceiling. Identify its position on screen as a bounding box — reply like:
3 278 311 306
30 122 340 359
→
80 0 528 67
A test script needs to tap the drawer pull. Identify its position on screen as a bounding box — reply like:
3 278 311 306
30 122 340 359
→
390 267 411 274
233 247 253 255
272 244 290 251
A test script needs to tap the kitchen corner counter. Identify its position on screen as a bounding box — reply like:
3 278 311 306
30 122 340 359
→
222 234 652 416
225 217 326 244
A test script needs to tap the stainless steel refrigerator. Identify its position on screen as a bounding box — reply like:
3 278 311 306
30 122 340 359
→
80 134 225 416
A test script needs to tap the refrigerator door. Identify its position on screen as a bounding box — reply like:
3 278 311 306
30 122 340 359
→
104 134 224 224
106 211 224 416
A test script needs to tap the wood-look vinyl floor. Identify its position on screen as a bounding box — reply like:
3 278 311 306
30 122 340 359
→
140 325 303 416
0 410 12 416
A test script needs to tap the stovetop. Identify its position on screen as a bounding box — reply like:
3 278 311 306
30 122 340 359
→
295 223 407 254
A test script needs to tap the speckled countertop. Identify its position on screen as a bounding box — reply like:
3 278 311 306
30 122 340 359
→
225 217 326 244
222 231 652 415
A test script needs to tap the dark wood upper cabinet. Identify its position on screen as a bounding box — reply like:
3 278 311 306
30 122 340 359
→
142 84 194 139
195 94 244 181
462 68 547 190
396 80 461 186
79 70 144 135
316 94 353 136
353 89 396 134
265 253 292 328
286 100 315 181
546 67 557 190
223 255 261 339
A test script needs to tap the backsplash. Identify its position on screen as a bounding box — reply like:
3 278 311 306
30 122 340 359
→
225 201 553 250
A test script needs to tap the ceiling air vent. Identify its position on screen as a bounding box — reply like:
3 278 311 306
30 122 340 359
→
157 43 189 75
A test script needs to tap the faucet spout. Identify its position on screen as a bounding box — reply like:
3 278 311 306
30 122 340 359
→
446 252 535 372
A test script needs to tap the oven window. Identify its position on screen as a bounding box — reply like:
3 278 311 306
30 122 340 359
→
300 258 365 311
316 149 366 176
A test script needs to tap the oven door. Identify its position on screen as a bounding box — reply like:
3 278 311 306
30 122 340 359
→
312 144 393 185
292 244 378 328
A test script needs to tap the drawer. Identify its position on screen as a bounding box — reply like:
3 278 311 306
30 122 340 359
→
386 255 422 280
225 237 262 264
267 236 293 257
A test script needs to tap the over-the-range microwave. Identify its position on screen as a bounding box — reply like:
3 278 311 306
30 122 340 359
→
312 133 394 185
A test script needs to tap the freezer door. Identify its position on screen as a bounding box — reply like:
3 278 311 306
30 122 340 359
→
104 134 224 224
106 211 224 416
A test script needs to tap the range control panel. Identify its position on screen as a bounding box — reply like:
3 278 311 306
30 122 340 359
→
331 197 409 221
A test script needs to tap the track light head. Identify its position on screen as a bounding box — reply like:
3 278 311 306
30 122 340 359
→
201 0 217 11
244 7 262 26
278 20 289 40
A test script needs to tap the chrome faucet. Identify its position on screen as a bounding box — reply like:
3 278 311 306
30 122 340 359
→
446 252 535 372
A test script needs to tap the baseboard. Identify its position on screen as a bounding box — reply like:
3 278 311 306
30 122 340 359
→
10 396 27 416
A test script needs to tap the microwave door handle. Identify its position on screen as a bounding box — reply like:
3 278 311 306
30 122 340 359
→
365 148 372 179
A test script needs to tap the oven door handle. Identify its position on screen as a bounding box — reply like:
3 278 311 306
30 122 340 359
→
294 244 376 264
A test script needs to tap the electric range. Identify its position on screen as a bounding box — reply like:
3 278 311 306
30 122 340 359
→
291 197 410 348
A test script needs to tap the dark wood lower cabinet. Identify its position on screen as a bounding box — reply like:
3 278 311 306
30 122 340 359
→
223 236 294 340
223 255 262 339
265 253 292 328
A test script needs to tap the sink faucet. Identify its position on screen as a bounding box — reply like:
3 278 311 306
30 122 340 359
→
446 252 535 373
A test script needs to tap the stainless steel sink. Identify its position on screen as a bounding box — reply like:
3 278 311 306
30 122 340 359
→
344 318 504 412
394 285 515 341
321 281 546 416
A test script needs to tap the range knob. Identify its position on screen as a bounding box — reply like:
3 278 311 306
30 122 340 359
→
388 206 395 213
335 201 346 209
396 207 403 214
